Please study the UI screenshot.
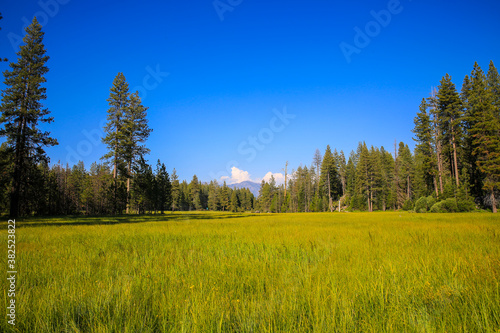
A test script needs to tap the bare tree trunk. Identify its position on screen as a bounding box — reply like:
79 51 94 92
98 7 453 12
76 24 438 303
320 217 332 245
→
451 131 460 188
327 173 333 212
407 175 411 200
430 90 444 196
126 161 131 214
369 189 373 212
492 190 497 213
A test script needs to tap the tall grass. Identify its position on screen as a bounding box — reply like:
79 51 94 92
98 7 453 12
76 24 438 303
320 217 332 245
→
1 212 500 332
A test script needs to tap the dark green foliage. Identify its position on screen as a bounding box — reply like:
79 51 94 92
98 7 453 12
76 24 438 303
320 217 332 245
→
320 145 341 211
415 196 437 213
456 198 476 212
0 17 57 217
402 199 414 211
132 156 154 214
154 160 172 214
430 198 458 213
414 197 427 213
468 63 500 213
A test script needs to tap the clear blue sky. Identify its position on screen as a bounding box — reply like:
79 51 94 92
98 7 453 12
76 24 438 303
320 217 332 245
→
1 0 499 184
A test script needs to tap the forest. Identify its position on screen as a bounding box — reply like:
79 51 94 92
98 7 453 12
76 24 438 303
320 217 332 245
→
1 17 499 217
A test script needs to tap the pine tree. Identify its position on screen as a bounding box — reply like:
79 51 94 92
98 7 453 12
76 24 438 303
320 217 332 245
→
355 142 371 211
487 60 500 119
338 150 347 196
380 147 395 210
155 160 171 214
313 149 322 194
123 92 152 213
219 181 230 211
0 17 57 217
397 142 414 206
132 156 154 214
230 189 239 212
208 180 219 211
436 74 463 188
320 145 341 211
468 64 500 213
102 72 129 213
189 175 202 210
413 98 438 196
171 168 180 211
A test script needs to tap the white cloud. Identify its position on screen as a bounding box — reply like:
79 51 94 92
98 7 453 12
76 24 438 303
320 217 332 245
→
220 167 253 185
220 167 289 186
262 172 285 185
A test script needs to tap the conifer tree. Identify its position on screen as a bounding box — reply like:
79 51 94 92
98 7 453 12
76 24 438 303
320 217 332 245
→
230 190 239 212
413 98 438 196
0 17 57 217
219 181 230 211
355 142 371 211
487 60 500 119
102 72 129 213
170 168 180 211
132 156 154 214
123 92 152 213
155 160 171 214
189 175 202 210
397 142 414 205
208 180 219 211
468 63 500 213
436 74 463 187
313 149 322 194
320 145 340 211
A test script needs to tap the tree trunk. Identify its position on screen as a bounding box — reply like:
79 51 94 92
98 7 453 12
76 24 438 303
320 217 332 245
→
327 173 333 212
436 138 444 195
451 131 460 187
369 189 373 212
10 115 29 218
433 176 439 198
126 161 131 214
407 175 411 200
492 190 497 213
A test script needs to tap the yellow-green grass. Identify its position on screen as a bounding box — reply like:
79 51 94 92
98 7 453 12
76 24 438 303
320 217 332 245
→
1 212 500 332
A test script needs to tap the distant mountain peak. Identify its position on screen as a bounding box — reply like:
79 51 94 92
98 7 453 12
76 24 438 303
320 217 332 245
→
227 181 260 197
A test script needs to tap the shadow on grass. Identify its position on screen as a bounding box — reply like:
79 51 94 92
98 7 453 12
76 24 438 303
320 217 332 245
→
4 212 254 229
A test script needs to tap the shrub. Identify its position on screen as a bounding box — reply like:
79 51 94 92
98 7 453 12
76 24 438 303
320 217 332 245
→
415 196 438 213
426 196 436 209
430 198 458 213
457 198 476 212
414 197 428 213
402 199 414 211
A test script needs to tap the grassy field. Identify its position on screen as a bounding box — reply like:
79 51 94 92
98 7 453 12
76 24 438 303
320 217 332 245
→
1 212 500 332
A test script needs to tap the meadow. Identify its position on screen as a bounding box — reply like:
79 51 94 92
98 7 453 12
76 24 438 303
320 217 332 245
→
1 212 500 332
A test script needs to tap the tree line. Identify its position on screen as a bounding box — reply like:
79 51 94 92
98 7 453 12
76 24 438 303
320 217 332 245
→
0 18 498 217
0 17 255 217
255 61 500 213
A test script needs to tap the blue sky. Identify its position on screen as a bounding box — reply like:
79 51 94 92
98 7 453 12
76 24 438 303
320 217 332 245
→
1 0 499 184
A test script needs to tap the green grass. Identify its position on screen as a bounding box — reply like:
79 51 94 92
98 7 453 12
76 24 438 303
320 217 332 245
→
1 212 500 332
